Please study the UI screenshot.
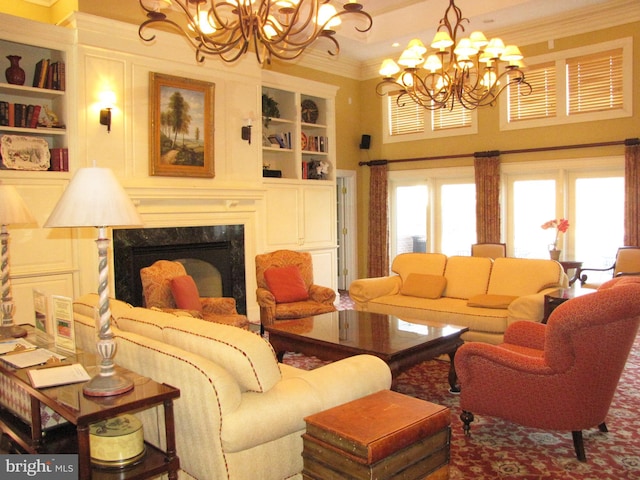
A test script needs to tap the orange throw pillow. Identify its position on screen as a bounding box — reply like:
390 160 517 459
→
264 266 309 303
467 294 518 309
401 273 447 299
170 275 202 312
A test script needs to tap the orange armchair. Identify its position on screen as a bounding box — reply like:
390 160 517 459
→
255 250 336 328
140 260 248 329
455 276 640 462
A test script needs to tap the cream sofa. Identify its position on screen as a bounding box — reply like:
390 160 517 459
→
73 294 391 480
349 253 568 345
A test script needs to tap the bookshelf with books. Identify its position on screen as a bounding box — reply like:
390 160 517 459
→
0 37 69 171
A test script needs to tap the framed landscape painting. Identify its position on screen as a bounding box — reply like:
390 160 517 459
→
149 72 215 177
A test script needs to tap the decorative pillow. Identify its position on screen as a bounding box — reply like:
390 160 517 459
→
170 275 202 312
401 273 447 299
264 266 309 303
467 294 518 309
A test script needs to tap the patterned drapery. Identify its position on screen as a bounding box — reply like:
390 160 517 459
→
474 153 501 244
624 140 640 246
367 162 389 277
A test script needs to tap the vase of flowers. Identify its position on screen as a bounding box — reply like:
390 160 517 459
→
541 218 569 260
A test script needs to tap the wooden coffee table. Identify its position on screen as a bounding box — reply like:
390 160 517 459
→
265 310 468 392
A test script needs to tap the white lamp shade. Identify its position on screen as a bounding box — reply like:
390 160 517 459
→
0 185 36 226
45 167 143 228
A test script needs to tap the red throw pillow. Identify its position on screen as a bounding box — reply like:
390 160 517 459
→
170 275 202 312
264 266 309 303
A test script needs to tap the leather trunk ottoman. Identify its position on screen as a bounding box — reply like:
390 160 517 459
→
302 390 450 480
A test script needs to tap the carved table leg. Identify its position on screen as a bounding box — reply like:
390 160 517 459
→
460 410 474 436
448 349 461 393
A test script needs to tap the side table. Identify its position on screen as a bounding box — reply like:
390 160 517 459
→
543 287 594 323
0 329 180 480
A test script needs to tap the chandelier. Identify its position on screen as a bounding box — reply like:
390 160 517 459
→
376 0 531 110
138 0 373 65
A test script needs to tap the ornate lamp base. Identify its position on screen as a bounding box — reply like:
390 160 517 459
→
83 373 134 397
0 324 27 339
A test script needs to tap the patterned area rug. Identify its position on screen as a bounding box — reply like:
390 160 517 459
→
283 296 640 480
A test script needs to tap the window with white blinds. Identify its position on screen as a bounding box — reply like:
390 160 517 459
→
501 37 631 130
388 91 424 135
567 48 623 115
386 91 476 141
508 62 557 122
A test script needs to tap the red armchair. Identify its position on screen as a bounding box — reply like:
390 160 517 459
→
455 276 640 462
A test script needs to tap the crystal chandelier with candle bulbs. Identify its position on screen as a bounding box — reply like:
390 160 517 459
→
376 0 531 110
138 0 372 65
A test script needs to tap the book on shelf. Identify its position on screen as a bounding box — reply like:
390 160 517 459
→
28 105 42 129
49 148 69 171
0 101 8 126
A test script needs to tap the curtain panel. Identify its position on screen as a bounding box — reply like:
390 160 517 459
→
474 153 501 244
367 162 389 277
625 140 640 247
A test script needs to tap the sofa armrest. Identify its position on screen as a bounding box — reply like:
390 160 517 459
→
349 276 402 308
201 297 237 315
507 293 545 326
308 284 336 305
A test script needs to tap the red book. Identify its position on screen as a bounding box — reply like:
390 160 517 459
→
29 105 42 129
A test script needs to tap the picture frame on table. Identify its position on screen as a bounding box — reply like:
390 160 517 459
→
149 72 215 178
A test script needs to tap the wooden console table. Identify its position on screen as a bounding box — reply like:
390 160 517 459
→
0 330 180 480
559 261 583 286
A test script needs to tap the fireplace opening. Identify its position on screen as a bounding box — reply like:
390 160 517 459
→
113 225 246 314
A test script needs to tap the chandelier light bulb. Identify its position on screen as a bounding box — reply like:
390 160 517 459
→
431 31 454 51
398 47 423 68
263 15 283 39
454 38 478 57
469 31 488 49
379 58 401 78
407 38 428 56
423 54 442 72
501 45 523 63
317 4 341 29
192 10 216 35
485 38 506 59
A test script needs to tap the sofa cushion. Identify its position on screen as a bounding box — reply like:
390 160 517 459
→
162 318 282 393
264 266 309 303
487 258 565 296
468 294 518 309
401 273 447 299
392 253 447 283
170 275 202 312
444 256 493 299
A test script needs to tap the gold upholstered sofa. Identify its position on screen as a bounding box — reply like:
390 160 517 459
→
73 294 391 480
349 253 568 345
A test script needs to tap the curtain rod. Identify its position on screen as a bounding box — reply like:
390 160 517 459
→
358 138 639 167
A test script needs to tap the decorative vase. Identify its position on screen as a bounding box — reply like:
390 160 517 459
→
5 55 26 85
549 248 561 261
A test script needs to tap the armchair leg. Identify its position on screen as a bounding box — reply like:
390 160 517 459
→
572 431 587 462
460 411 474 436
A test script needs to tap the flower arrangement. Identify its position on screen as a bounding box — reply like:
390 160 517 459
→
541 218 570 250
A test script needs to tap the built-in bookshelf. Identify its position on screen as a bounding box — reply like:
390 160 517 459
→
0 38 68 170
261 75 336 182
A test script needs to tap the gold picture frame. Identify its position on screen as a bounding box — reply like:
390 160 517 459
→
149 72 215 178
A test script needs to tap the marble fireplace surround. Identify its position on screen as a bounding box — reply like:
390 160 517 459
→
113 225 247 315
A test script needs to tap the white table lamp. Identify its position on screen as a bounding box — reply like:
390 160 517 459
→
45 167 143 396
0 184 36 340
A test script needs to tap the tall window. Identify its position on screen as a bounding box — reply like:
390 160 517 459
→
389 169 476 261
504 158 624 271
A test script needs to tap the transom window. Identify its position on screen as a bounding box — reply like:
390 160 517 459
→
501 38 632 130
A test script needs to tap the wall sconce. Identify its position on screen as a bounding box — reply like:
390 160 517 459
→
241 118 252 144
99 91 116 133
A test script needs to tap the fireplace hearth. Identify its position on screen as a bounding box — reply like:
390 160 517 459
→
113 225 246 314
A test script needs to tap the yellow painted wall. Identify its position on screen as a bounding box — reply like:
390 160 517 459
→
0 0 77 24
